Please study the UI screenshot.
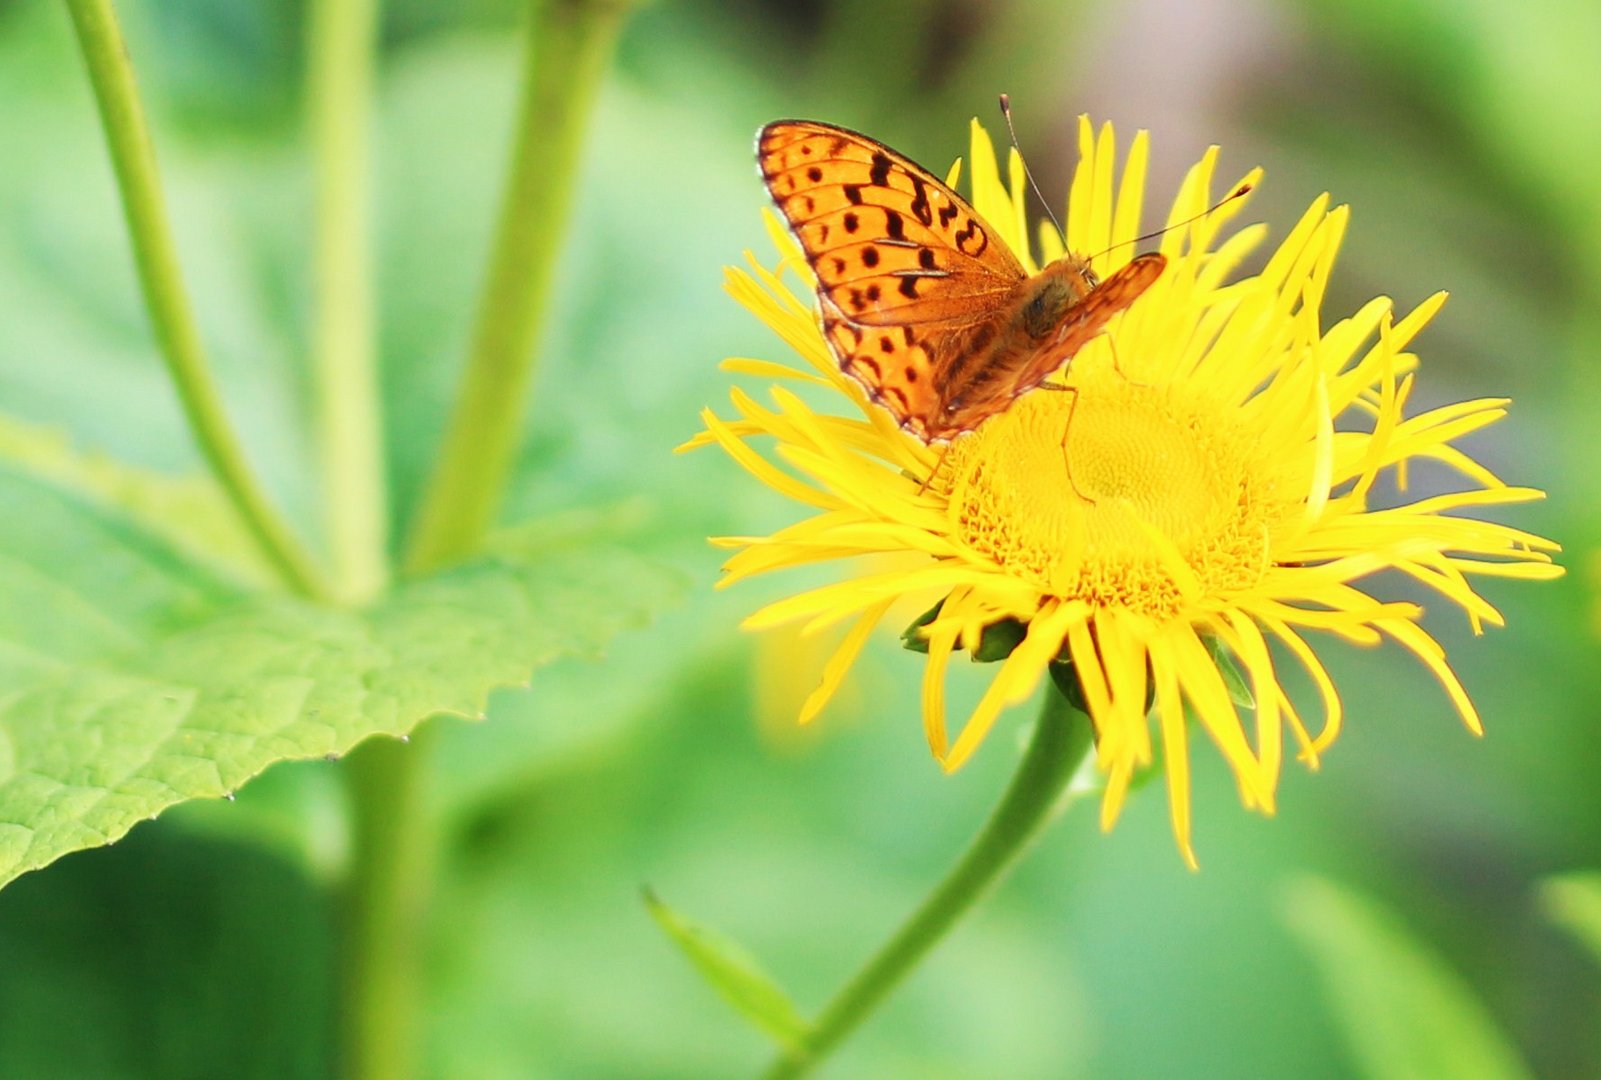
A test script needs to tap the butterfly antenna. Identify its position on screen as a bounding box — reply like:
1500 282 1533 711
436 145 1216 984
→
999 94 1064 236
1086 181 1254 263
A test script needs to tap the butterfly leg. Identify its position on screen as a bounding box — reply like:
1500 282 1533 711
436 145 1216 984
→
1040 384 1096 505
1106 335 1150 389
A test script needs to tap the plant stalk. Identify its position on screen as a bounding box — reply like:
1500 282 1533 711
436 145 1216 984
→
309 0 387 604
64 0 330 600
760 684 1095 1079
301 1 423 1077
340 732 436 1080
403 0 633 572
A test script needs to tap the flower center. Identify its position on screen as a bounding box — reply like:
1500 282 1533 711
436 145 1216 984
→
943 369 1280 616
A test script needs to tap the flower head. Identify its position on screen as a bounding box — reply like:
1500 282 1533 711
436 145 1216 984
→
688 117 1562 865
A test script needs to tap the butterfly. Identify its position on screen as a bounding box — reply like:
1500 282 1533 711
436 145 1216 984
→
757 119 1166 443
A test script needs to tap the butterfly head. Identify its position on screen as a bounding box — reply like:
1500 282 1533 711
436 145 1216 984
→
1019 257 1099 339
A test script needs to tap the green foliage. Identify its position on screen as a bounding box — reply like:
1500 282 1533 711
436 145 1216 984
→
1205 636 1254 710
0 820 335 1079
1540 873 1601 967
1283 877 1534 1080
0 461 680 889
644 888 810 1050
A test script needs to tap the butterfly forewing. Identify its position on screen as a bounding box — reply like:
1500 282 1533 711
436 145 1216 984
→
758 122 1023 324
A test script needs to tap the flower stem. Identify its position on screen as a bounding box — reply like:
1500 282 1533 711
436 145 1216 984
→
308 0 387 604
339 731 437 1080
63 0 330 600
402 0 633 573
760 685 1095 1079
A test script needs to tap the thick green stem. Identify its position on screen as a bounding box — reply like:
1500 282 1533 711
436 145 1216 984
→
303 2 418 1077
403 0 633 572
340 732 437 1080
64 0 330 600
760 685 1095 1079
309 0 387 604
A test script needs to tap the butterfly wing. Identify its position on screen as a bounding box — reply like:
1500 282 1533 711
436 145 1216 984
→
759 120 1026 437
816 296 997 440
758 121 1026 325
1011 253 1167 394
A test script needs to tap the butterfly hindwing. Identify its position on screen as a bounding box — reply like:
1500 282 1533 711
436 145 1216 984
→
820 297 946 440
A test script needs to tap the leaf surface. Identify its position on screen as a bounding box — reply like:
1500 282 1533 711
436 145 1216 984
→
0 467 682 889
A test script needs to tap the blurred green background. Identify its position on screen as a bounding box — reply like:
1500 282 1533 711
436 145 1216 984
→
0 0 1595 1076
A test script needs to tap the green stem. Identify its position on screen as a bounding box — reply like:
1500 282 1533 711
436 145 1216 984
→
761 685 1095 1079
64 0 330 600
402 0 633 573
339 731 437 1080
309 0 387 604
304 2 419 1076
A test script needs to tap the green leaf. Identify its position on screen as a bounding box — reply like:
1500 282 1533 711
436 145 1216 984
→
1047 659 1088 713
0 466 683 890
1538 872 1601 967
643 888 809 1050
970 617 1027 662
1204 635 1255 710
901 598 1027 663
0 411 270 585
900 599 942 653
1281 876 1534 1080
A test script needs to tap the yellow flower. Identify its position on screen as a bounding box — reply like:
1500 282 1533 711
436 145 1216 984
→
686 117 1562 866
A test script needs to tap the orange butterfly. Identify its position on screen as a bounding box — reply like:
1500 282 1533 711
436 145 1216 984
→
758 119 1165 442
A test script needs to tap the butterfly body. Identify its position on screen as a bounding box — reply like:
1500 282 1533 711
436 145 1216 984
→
758 119 1165 443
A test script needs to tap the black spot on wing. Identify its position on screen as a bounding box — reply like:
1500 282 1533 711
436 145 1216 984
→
852 354 884 381
869 152 892 187
953 218 987 256
885 211 906 241
898 276 919 299
907 174 933 226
